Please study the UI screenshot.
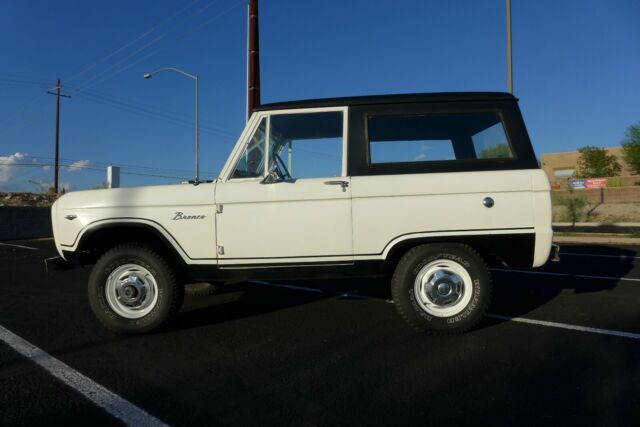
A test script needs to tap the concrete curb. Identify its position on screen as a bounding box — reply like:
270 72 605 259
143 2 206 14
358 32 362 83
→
554 222 640 227
554 233 640 245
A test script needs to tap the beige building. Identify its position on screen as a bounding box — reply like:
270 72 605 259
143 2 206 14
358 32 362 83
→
540 146 635 188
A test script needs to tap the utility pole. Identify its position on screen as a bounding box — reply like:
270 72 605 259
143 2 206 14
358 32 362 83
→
47 79 71 194
247 0 261 120
506 0 513 94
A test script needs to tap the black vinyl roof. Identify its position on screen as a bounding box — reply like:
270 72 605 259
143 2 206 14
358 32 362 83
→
255 92 517 111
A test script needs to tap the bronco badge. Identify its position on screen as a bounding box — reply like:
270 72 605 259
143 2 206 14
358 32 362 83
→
172 212 206 220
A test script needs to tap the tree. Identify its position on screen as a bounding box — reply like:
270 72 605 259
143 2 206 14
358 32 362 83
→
557 195 588 226
621 123 640 174
574 146 621 178
479 144 511 159
90 181 109 190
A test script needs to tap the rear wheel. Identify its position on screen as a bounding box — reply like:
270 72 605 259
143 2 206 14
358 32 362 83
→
88 243 184 334
391 243 491 334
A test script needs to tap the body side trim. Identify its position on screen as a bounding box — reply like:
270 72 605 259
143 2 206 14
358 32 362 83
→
63 218 534 267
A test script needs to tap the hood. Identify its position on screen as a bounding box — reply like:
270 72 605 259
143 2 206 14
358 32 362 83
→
55 183 215 210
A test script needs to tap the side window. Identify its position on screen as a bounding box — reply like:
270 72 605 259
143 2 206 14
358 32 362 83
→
368 113 513 164
269 111 343 179
471 122 512 159
231 118 266 178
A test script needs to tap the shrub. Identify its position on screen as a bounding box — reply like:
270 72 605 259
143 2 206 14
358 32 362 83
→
557 196 588 226
607 176 622 187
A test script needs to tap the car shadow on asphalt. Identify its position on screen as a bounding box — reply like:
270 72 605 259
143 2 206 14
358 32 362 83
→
170 282 326 332
483 243 637 329
169 277 392 332
168 244 637 333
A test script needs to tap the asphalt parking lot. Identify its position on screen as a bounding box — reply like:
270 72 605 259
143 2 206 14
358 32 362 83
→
1 239 640 426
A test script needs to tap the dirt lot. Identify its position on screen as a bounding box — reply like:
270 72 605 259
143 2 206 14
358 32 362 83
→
553 203 640 223
0 192 57 208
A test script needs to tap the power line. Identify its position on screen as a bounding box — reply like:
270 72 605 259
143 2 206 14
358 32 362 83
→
25 155 217 176
72 89 237 137
0 1 211 135
70 86 236 135
0 0 244 144
3 162 196 180
0 78 50 87
0 73 52 81
68 0 223 95
0 92 48 131
69 0 245 96
64 0 203 85
2 155 218 177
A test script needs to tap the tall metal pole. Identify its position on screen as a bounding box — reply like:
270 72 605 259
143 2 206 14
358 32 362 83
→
195 75 200 183
248 0 261 120
47 79 70 194
143 67 199 183
54 78 61 194
506 0 513 94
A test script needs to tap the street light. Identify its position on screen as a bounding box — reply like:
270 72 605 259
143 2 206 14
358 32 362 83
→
144 67 200 183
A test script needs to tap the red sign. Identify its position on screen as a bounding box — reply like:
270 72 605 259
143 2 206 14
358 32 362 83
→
586 178 607 188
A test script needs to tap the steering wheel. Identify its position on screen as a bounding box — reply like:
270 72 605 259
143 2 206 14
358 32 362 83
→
272 152 292 179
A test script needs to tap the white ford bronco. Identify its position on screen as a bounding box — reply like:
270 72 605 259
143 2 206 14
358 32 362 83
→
47 92 558 334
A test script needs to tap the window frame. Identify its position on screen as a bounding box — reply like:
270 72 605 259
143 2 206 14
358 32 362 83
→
347 100 539 176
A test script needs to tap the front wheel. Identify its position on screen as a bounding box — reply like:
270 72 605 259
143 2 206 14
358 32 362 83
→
391 243 491 334
88 243 184 334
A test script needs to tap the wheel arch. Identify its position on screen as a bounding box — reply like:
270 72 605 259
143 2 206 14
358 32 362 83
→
64 221 188 272
384 233 535 269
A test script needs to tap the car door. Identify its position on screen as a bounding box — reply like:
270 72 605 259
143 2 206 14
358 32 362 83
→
215 108 353 266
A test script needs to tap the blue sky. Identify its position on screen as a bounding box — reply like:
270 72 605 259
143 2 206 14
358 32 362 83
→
1 0 638 191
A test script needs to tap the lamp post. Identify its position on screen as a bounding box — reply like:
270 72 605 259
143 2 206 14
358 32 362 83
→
144 67 200 183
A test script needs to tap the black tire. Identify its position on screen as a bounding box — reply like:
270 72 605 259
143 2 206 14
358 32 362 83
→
390 243 491 334
185 282 220 296
88 243 184 334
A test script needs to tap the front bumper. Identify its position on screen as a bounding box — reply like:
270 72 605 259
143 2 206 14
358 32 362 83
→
44 256 75 273
548 243 560 263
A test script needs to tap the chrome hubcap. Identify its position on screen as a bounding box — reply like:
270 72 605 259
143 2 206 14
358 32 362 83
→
105 264 158 319
414 259 473 317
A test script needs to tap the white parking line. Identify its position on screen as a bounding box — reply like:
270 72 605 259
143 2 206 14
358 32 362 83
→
486 314 640 340
252 281 640 341
490 268 640 282
561 252 640 260
0 325 168 427
0 242 38 250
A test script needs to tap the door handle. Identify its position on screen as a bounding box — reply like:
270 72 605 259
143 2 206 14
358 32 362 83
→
324 180 349 191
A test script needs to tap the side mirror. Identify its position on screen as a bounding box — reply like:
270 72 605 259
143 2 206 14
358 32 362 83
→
260 170 283 184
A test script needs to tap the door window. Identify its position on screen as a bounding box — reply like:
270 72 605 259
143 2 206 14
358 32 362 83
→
268 111 343 179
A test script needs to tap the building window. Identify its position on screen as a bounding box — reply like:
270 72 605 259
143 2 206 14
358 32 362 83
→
553 168 574 179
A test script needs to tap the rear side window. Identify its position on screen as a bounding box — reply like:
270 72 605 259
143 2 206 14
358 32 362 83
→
368 113 513 164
